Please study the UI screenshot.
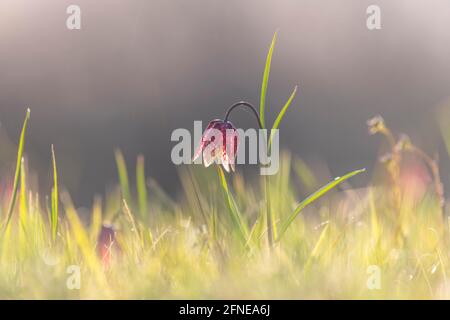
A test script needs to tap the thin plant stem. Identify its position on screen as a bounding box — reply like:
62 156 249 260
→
265 175 273 247
223 101 274 247
224 101 263 129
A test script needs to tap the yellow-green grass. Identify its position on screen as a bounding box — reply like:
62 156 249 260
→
0 144 447 299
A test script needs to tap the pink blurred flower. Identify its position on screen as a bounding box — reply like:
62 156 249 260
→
97 224 117 268
399 160 431 201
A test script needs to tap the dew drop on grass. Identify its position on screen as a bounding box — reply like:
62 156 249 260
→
431 264 438 274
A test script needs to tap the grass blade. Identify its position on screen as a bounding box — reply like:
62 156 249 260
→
309 223 330 259
115 149 132 206
19 157 28 228
260 31 277 129
136 155 148 221
2 108 30 231
269 86 298 148
61 192 108 290
276 168 365 241
217 166 249 243
90 196 103 242
304 223 330 271
51 144 59 242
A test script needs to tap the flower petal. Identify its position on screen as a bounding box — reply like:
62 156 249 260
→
222 123 238 172
221 151 230 172
226 132 238 165
203 147 216 167
193 119 222 163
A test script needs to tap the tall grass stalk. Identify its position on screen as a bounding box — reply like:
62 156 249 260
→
115 149 132 206
2 108 30 232
136 155 148 222
50 144 59 242
260 32 277 247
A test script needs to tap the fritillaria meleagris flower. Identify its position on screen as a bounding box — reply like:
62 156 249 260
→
193 119 238 172
97 224 117 268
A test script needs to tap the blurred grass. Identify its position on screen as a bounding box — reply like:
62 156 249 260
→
0 138 448 298
2 108 30 231
50 144 58 243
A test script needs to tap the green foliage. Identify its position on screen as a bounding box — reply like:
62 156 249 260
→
2 108 30 231
259 32 277 129
0 152 445 299
51 145 59 242
269 86 298 148
217 166 249 244
277 169 365 241
115 149 132 206
0 116 444 299
136 155 148 221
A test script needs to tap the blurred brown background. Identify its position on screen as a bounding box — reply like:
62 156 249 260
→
1 0 450 205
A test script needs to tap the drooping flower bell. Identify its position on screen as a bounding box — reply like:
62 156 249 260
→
193 101 263 173
193 119 238 172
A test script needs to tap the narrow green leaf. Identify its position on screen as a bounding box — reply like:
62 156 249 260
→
293 157 318 192
90 196 103 242
276 168 365 241
217 166 249 243
310 223 330 259
115 149 132 206
2 108 30 231
19 157 28 228
62 192 105 282
51 144 59 242
304 223 330 271
269 86 298 148
136 155 148 221
260 32 278 129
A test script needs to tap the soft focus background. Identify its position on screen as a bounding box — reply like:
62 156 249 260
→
0 0 450 205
